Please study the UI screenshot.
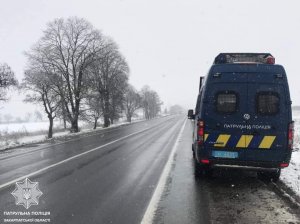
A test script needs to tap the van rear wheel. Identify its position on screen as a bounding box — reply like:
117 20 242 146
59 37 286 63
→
257 169 281 182
194 160 213 178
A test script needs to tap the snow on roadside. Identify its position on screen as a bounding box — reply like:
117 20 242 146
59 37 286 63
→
281 110 300 196
0 129 72 150
15 131 70 145
0 121 63 133
0 116 147 151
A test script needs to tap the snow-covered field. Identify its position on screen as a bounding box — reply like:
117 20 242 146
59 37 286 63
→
0 121 63 133
0 116 145 149
281 110 300 196
0 120 72 149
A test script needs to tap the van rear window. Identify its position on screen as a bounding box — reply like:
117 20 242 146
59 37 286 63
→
257 92 279 115
216 92 237 113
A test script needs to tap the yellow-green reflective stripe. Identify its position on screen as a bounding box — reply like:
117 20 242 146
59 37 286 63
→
236 135 245 148
245 135 253 148
236 135 253 148
259 136 276 149
204 134 209 142
214 134 231 147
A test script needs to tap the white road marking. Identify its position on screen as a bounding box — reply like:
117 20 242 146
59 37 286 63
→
0 125 158 190
141 118 187 224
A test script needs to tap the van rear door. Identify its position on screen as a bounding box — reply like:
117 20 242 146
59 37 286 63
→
204 71 290 162
204 73 249 153
246 82 288 155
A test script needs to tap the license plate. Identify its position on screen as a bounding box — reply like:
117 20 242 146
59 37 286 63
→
212 151 238 159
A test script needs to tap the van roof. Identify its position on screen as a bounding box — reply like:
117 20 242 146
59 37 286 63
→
214 53 275 65
209 63 285 74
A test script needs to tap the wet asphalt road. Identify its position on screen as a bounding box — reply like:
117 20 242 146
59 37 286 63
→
0 116 300 224
154 120 300 224
0 116 185 224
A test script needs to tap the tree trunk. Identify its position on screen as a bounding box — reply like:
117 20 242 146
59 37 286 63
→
93 117 98 129
62 101 67 130
104 116 110 128
70 118 79 133
103 94 110 128
63 117 67 130
72 98 81 132
48 116 53 139
127 114 132 123
144 109 150 120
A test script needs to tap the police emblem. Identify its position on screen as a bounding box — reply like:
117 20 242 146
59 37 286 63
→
11 178 43 209
243 113 250 120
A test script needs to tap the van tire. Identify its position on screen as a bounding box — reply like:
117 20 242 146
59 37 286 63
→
194 160 213 178
194 160 204 177
204 168 214 178
257 169 281 182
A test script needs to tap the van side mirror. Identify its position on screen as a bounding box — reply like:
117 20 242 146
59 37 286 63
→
188 109 195 119
199 76 205 92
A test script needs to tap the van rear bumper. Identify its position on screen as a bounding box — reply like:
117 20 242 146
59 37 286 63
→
202 158 288 170
212 164 279 172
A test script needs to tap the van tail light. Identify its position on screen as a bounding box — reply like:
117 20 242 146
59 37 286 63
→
197 120 204 145
280 163 289 168
288 121 294 150
201 159 210 164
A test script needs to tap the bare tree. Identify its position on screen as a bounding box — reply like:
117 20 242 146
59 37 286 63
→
34 110 43 121
82 91 103 129
108 71 128 124
0 63 18 101
124 85 141 122
55 99 68 130
25 17 105 132
22 69 60 138
88 40 129 127
141 86 162 119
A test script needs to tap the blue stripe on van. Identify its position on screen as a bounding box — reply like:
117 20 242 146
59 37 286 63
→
248 135 264 148
226 135 241 148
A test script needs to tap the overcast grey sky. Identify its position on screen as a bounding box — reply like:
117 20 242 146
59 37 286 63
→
1 0 300 117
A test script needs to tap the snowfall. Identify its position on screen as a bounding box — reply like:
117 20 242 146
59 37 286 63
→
0 112 300 198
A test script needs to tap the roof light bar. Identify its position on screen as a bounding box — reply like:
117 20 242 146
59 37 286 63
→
266 55 275 64
214 53 275 65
